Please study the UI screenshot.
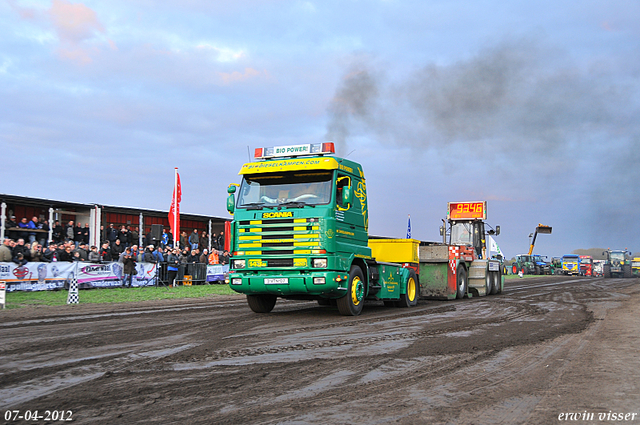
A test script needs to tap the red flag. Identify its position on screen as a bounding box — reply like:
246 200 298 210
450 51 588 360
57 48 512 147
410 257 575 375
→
168 169 181 241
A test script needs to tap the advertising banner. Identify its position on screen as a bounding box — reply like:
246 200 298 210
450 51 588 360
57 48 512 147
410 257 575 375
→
206 264 229 283
0 262 159 292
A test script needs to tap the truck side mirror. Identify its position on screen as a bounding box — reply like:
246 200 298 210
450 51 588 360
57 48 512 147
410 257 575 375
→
439 226 444 236
495 225 500 236
227 185 237 214
227 194 235 214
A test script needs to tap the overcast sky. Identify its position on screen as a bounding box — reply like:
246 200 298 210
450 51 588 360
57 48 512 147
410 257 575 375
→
1 0 639 258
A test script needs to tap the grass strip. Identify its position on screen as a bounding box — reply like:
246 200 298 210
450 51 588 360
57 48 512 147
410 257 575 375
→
4 284 236 309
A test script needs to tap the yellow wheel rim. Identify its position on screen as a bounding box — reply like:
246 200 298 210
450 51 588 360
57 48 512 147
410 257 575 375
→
407 277 416 301
351 276 364 306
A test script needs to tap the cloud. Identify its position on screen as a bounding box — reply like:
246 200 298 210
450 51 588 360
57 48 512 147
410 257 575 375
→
49 0 105 43
46 0 111 63
7 0 37 19
196 44 245 62
219 67 270 85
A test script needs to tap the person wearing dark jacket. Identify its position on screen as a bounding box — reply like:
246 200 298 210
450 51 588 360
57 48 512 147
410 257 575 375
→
188 229 199 250
118 226 130 247
12 239 30 262
13 252 28 266
59 245 74 262
99 242 112 262
121 247 137 287
83 223 90 245
130 227 139 247
166 249 180 286
52 221 64 243
220 250 230 265
42 243 58 262
74 223 84 247
217 231 225 251
111 239 124 260
143 246 156 263
187 248 200 264
107 224 118 244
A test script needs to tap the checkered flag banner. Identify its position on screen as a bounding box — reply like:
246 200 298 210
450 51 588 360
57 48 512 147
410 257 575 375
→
67 278 79 304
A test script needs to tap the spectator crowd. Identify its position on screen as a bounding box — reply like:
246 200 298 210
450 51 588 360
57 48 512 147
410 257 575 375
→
1 215 229 268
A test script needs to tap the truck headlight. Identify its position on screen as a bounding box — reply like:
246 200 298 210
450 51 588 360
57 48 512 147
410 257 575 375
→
312 258 327 268
233 259 246 269
231 278 242 285
313 277 326 285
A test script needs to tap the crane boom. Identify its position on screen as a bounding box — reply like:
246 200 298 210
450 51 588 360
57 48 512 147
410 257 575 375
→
527 224 552 256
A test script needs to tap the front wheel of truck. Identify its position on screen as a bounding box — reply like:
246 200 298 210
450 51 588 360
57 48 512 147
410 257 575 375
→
337 266 365 316
247 294 277 313
398 269 418 308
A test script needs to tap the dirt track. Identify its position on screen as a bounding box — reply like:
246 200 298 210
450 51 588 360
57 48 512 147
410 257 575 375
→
1 276 639 424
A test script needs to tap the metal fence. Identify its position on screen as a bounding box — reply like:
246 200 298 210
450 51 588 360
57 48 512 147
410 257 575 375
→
157 263 209 286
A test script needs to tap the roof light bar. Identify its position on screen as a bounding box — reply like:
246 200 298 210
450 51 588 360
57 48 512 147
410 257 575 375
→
254 142 335 159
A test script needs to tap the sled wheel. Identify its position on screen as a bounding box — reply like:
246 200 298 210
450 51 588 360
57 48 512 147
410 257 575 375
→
398 270 418 308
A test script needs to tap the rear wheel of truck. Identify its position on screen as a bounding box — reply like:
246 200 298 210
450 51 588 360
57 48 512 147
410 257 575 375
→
489 272 498 295
398 270 418 308
484 269 492 295
456 266 467 299
247 294 277 313
337 266 365 316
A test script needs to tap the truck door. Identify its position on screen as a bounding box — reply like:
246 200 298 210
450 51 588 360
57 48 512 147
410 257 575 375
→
335 173 368 252
473 221 486 259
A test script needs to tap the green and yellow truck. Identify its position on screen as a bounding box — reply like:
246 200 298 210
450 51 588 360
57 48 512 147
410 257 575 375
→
226 143 502 316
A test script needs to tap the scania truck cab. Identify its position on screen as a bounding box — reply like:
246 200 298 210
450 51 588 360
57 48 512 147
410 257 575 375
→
226 143 418 316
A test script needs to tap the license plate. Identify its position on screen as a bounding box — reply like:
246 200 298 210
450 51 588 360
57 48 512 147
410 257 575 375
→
264 278 288 284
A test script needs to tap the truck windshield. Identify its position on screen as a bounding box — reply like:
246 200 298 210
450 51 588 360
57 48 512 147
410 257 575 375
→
610 252 625 261
450 222 473 245
238 171 333 208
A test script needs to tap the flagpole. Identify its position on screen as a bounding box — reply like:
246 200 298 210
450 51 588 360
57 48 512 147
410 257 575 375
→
174 168 178 238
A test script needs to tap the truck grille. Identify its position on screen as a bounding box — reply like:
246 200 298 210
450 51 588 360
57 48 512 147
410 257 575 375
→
237 217 321 256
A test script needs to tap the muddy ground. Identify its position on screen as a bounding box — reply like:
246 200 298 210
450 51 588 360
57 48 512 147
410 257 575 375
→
1 276 639 424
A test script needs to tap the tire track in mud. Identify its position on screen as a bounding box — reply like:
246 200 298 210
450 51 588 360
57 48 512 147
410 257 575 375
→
186 289 597 424
380 281 631 425
162 301 544 365
0 341 199 409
